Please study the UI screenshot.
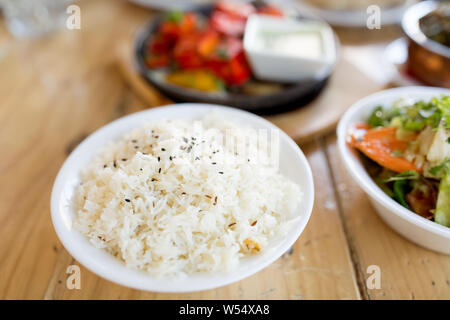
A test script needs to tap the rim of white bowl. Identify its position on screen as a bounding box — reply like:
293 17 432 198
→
337 86 450 238
51 103 314 292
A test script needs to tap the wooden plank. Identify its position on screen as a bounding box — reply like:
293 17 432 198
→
325 134 450 299
47 140 360 299
0 65 129 299
266 57 384 144
5 0 430 300
0 1 358 299
0 0 151 299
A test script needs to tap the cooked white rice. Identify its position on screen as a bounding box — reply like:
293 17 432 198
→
74 113 302 277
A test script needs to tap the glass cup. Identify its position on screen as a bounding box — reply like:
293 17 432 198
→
0 0 75 38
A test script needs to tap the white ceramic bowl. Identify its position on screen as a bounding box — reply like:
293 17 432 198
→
51 103 314 292
337 87 450 254
296 0 417 27
243 15 337 83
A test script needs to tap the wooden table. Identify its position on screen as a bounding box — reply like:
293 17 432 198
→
1 0 450 300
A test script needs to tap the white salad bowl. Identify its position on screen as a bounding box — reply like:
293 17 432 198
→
337 87 450 254
51 103 314 292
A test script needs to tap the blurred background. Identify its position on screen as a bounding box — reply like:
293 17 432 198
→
1 0 450 300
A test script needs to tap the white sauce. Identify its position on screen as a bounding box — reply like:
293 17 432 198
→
255 31 324 60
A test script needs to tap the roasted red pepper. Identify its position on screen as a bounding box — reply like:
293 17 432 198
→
145 3 267 87
150 34 173 55
209 10 247 37
207 48 250 86
173 33 204 69
215 0 256 20
146 55 170 68
159 12 197 41
257 5 284 17
197 30 220 58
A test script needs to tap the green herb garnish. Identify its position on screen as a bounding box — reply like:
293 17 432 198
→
429 159 450 176
216 48 229 60
391 150 403 157
368 106 386 128
367 95 450 132
165 11 184 23
393 179 411 209
382 170 420 183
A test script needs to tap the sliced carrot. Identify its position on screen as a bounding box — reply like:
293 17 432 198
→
351 127 420 173
354 123 371 130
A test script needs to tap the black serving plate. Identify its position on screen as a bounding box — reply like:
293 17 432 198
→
134 5 337 114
